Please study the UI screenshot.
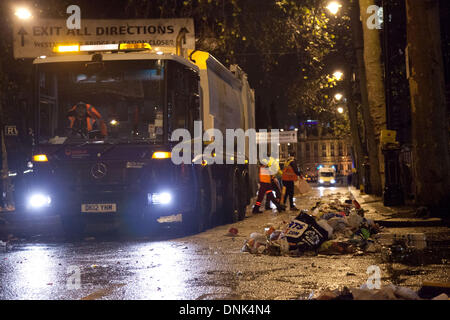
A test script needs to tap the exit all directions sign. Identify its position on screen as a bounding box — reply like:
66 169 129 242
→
13 18 195 59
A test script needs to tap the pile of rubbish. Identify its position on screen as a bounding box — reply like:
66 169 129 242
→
311 283 449 300
242 194 385 256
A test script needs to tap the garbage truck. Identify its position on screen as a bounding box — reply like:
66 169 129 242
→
317 166 337 186
14 42 257 235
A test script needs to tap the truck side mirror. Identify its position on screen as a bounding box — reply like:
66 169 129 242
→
84 61 104 76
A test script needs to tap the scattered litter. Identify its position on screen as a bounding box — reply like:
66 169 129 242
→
241 192 384 256
313 287 353 300
312 283 442 300
284 212 328 252
394 286 420 300
348 212 364 230
317 220 333 238
319 240 356 255
352 284 397 300
226 227 239 237
316 289 338 300
432 293 449 300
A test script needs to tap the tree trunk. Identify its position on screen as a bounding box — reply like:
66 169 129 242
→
359 0 387 195
406 0 450 210
351 0 382 196
344 66 365 190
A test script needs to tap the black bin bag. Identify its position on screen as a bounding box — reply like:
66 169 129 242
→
284 211 329 252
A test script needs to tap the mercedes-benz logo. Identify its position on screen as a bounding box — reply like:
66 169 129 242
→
91 162 107 179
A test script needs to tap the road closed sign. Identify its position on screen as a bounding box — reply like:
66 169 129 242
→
13 18 195 59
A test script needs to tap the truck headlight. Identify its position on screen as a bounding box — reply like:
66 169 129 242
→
319 180 324 184
331 179 336 184
28 193 52 208
149 192 172 205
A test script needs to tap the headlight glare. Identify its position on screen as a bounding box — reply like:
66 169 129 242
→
149 192 172 205
28 193 51 208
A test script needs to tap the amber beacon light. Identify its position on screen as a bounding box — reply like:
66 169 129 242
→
152 151 171 159
33 154 48 162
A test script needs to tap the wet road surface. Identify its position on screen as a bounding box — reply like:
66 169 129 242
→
0 186 449 300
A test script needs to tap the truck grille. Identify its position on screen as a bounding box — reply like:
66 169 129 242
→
54 161 141 191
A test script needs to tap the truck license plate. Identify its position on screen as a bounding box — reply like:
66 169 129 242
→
81 204 117 213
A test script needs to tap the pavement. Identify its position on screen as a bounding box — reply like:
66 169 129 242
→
348 187 449 228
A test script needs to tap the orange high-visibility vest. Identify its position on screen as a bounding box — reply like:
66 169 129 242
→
68 104 107 136
282 160 298 181
259 166 272 183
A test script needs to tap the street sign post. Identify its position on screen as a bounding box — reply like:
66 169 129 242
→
13 18 195 59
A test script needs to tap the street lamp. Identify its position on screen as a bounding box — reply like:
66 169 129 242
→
333 71 344 81
14 7 32 20
326 1 342 15
337 107 344 114
334 93 343 101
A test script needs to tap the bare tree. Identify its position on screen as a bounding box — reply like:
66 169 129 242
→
358 0 386 196
351 0 381 195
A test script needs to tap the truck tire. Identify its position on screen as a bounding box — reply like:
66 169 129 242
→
224 168 246 224
186 170 212 234
238 172 249 220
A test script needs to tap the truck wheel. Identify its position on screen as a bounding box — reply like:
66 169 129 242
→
186 173 212 234
224 169 245 224
60 214 86 239
238 173 248 221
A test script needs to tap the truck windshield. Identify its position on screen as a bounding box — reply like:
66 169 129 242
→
320 172 335 177
36 59 166 144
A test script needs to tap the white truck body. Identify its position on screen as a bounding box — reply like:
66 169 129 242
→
191 51 257 192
